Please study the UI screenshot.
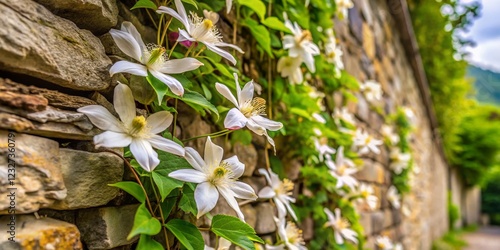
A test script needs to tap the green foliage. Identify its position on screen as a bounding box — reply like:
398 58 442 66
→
448 192 460 229
128 203 162 240
136 235 164 250
481 167 500 224
165 219 205 250
211 215 264 250
109 181 146 203
431 230 467 250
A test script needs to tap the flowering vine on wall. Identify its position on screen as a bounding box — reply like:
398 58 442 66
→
77 0 417 249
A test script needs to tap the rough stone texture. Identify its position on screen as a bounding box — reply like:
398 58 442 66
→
49 149 123 210
0 0 112 91
76 204 138 249
0 131 66 214
254 203 277 234
34 0 118 34
233 142 258 177
0 215 82 250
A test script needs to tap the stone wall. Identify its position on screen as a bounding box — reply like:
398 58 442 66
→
0 0 452 249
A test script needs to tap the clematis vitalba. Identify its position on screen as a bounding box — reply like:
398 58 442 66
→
324 208 358 245
258 168 298 221
108 22 203 96
283 20 320 73
78 83 185 172
326 146 358 189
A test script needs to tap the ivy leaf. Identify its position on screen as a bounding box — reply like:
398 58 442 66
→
146 71 169 105
239 0 266 21
241 18 273 57
167 89 220 120
136 235 164 250
165 219 204 250
152 171 183 202
179 185 197 215
131 0 157 10
128 203 162 240
262 17 290 33
211 215 264 250
109 181 145 203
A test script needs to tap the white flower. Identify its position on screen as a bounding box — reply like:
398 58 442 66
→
258 168 297 221
375 236 394 250
283 20 320 72
360 80 383 102
314 137 336 162
215 74 283 151
356 183 378 210
381 125 400 145
267 218 307 250
336 0 354 19
326 146 358 189
324 208 358 244
225 0 233 13
168 137 257 220
402 107 417 125
109 22 203 96
333 107 356 126
394 243 404 250
387 186 401 209
353 129 383 155
157 0 243 65
389 148 411 175
78 83 184 172
277 56 304 84
324 29 344 78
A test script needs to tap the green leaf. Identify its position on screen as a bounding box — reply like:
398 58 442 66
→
165 219 204 250
241 18 273 57
179 185 197 215
239 0 266 20
136 235 163 250
262 17 290 32
152 171 183 202
231 130 253 145
211 215 264 250
128 203 162 240
131 0 157 10
109 181 145 203
146 71 168 105
181 0 198 8
167 89 219 120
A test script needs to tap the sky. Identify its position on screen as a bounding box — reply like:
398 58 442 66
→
463 0 500 72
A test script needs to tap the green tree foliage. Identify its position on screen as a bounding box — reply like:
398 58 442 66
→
482 167 500 225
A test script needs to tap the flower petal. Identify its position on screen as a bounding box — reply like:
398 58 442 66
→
215 83 239 108
283 199 298 221
324 207 335 222
214 41 244 54
78 105 125 132
121 21 146 53
218 187 245 220
334 231 344 245
239 80 254 106
226 0 232 13
258 186 276 199
195 182 219 218
275 199 287 219
185 147 206 172
130 139 160 172
245 118 266 136
177 29 196 42
169 169 207 183
147 111 173 134
250 116 283 131
205 43 237 65
223 155 244 178
224 109 248 130
157 5 190 30
109 29 143 62
93 131 132 148
114 83 136 126
159 58 204 74
258 168 273 185
149 69 184 96
231 181 257 200
148 135 185 156
109 61 148 77
204 137 224 168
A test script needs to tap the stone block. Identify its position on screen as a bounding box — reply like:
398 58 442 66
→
0 131 66 214
0 0 112 91
354 159 376 183
49 149 123 210
254 203 277 234
284 158 301 181
233 142 258 177
362 23 376 60
76 204 139 250
34 0 118 34
359 212 373 236
241 205 257 229
371 211 385 234
0 215 82 249
383 209 394 228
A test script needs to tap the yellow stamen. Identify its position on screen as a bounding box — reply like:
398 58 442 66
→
147 47 166 66
203 19 213 29
241 97 267 117
298 30 312 43
130 116 147 136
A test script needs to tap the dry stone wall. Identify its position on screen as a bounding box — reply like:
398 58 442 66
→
0 0 449 249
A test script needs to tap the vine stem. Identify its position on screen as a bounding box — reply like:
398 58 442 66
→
172 98 178 136
182 129 230 142
157 14 164 45
160 17 173 47
168 41 178 58
149 178 170 250
146 9 159 30
194 46 206 57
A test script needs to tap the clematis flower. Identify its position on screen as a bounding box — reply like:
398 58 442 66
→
389 148 411 175
108 22 203 96
324 29 344 78
353 129 383 155
387 186 401 209
215 74 283 151
381 125 400 145
360 80 383 102
157 0 243 65
324 208 358 245
333 107 356 126
78 83 185 172
326 146 358 189
375 236 394 250
168 137 257 220
277 56 304 84
335 0 354 19
312 113 326 123
258 168 297 221
356 183 378 210
266 218 307 250
283 20 320 72
402 106 417 126
314 136 336 162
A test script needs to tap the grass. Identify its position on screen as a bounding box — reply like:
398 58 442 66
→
431 225 477 250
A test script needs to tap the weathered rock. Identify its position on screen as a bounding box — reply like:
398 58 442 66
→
0 131 66 214
0 215 82 250
34 0 118 34
371 211 385 234
0 0 112 91
0 92 48 113
254 203 276 234
50 149 123 210
359 212 373 236
0 113 34 132
76 204 138 250
233 142 258 176
241 205 257 229
348 6 364 44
